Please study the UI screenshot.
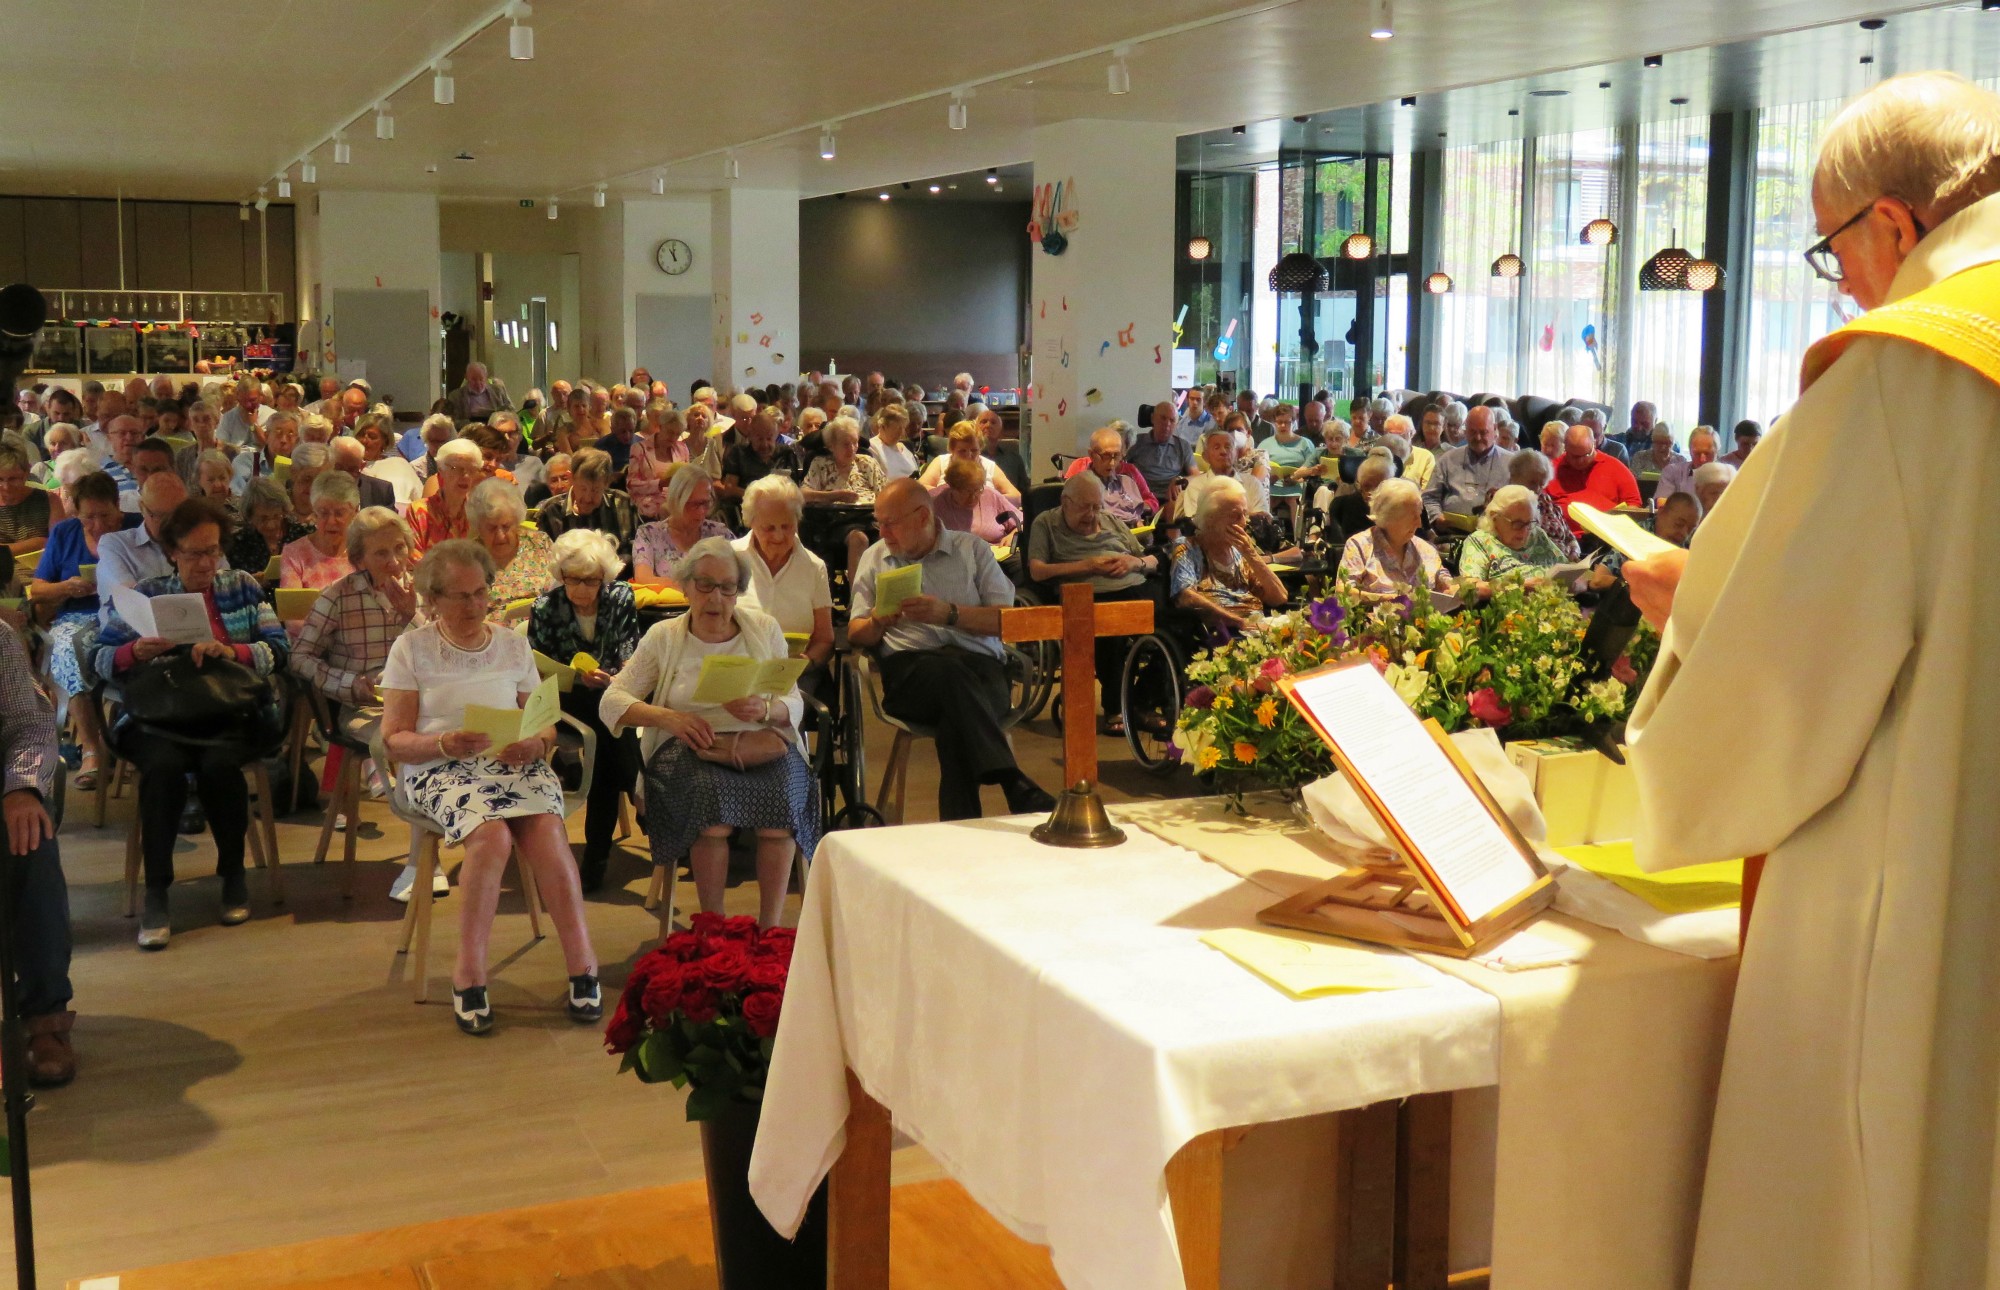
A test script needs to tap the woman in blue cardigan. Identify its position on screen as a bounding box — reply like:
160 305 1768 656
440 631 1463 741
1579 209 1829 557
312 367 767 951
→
96 498 289 950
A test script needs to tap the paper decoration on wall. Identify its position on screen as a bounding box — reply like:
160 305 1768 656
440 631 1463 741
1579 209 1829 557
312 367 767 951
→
1154 345 1163 364
773 353 785 364
374 276 383 287
1061 296 1067 311
1060 344 1071 368
430 307 440 319
749 312 764 324
759 334 772 348
1117 323 1136 347
1028 179 1079 255
738 332 749 343
744 366 757 377
1039 300 1046 319
1539 323 1555 352
1085 387 1103 406
1212 319 1238 362
1099 341 1111 358
1581 324 1601 370
1058 398 1068 415
1172 305 1187 345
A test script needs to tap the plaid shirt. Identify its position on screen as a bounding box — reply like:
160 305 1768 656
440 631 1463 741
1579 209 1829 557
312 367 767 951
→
0 626 55 801
290 569 424 706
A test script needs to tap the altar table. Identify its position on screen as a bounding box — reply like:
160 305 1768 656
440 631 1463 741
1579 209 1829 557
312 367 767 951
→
751 806 1738 1290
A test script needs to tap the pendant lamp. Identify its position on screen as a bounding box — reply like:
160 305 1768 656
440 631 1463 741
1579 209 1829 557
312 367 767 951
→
1640 228 1694 291
1579 218 1617 246
1491 252 1524 278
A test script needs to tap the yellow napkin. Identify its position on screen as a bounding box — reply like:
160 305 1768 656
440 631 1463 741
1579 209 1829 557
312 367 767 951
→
570 651 600 674
1200 927 1429 999
1557 841 1743 915
633 586 687 609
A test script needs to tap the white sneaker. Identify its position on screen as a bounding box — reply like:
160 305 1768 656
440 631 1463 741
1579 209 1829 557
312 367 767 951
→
389 864 417 903
433 869 450 895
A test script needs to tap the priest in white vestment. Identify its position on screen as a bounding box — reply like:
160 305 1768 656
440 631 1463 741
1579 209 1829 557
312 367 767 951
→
1624 73 2000 1289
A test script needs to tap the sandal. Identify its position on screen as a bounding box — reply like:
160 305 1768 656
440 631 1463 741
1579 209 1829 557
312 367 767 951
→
1099 714 1127 737
73 753 99 793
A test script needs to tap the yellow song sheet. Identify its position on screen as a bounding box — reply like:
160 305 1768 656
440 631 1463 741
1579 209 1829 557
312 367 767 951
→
689 654 809 706
459 674 561 749
783 633 810 659
1557 842 1743 915
261 557 283 582
1199 927 1430 999
533 650 577 692
1569 502 1676 562
872 563 922 617
569 651 601 675
274 587 320 621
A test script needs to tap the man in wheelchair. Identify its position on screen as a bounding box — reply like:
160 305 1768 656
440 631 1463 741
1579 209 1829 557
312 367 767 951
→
1025 472 1161 736
849 479 1056 821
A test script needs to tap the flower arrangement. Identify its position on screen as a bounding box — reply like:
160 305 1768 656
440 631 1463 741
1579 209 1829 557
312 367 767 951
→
1172 577 1659 802
607 913 796 1121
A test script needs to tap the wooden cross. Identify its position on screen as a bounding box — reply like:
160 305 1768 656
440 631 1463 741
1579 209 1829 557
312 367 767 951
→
1000 580 1154 787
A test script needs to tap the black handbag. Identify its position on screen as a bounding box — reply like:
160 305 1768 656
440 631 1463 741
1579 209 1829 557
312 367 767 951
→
114 650 282 750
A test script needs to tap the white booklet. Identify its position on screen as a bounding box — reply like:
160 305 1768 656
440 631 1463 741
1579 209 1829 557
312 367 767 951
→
1569 502 1676 562
1286 663 1542 925
459 674 562 749
110 586 215 646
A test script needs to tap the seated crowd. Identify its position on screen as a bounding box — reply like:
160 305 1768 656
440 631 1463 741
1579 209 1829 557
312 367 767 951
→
0 363 1753 1071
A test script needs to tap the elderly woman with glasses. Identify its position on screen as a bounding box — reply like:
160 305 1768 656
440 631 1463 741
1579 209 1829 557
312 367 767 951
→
602 536 818 929
1507 448 1582 562
1169 475 1289 634
409 438 481 553
536 447 636 559
633 464 730 585
1457 484 1575 586
96 499 289 950
379 539 601 1036
279 469 360 592
1337 477 1455 600
528 529 641 892
465 477 556 622
735 474 835 693
227 475 312 580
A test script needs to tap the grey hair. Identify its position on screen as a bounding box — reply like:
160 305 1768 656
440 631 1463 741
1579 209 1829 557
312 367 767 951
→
265 410 301 437
329 435 366 466
415 538 496 598
1355 448 1396 492
1692 461 1737 491
673 534 752 588
243 474 291 517
1367 477 1423 526
489 409 520 436
824 415 861 450
1687 425 1720 451
195 447 233 476
1380 414 1414 442
345 505 415 564
421 413 457 443
435 438 482 469
1376 433 1411 463
571 446 613 484
308 469 359 507
1477 485 1537 533
1508 448 1554 488
743 473 804 524
1815 73 2000 226
545 452 572 474
465 475 527 528
53 446 98 489
1443 401 1468 425
664 463 713 518
1581 408 1608 429
552 527 622 582
1061 470 1105 504
1369 397 1395 417
291 441 331 471
299 412 333 440
608 407 638 437
1187 474 1247 528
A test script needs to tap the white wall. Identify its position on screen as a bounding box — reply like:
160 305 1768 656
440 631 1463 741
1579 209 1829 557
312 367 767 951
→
488 252 579 399
710 187 799 394
299 190 444 407
619 197 711 387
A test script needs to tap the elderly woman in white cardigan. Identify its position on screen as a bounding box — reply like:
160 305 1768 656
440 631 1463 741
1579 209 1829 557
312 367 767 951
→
600 536 819 927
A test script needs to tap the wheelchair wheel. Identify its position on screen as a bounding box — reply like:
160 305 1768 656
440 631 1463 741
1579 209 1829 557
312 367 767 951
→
1004 644 1047 726
839 663 869 815
1012 589 1057 721
1120 633 1184 775
830 802 887 831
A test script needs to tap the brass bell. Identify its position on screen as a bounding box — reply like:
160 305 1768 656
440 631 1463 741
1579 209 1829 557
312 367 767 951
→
1030 781 1127 848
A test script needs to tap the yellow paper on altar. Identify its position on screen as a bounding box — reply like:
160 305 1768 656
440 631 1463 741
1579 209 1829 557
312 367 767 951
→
1557 841 1743 914
873 563 922 617
533 650 577 692
274 588 319 621
460 674 561 748
690 654 808 705
1199 927 1430 998
569 651 600 674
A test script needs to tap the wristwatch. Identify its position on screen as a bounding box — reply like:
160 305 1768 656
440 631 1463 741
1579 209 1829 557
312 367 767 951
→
946 603 960 627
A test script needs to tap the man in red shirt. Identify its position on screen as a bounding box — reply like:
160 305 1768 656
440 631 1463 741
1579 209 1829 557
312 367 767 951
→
1547 423 1640 536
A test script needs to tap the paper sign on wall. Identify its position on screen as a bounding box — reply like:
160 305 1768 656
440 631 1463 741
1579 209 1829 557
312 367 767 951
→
1171 349 1197 387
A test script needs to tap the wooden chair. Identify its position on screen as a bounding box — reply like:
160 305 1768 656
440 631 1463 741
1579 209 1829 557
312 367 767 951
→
852 646 1035 825
650 827 811 944
305 690 367 899
121 760 285 917
374 714 596 1004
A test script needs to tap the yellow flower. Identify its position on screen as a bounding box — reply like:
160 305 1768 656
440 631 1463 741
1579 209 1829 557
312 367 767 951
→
1233 741 1259 764
1196 747 1223 772
1214 695 1234 711
1255 697 1279 728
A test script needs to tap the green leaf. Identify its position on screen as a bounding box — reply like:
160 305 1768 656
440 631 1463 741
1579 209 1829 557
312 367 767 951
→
685 1084 735 1122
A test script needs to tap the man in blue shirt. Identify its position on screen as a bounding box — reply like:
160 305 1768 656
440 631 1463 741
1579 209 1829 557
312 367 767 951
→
1422 405 1512 526
1128 402 1195 509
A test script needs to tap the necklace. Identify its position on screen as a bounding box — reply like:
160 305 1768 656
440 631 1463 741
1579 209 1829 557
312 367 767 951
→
439 620 491 652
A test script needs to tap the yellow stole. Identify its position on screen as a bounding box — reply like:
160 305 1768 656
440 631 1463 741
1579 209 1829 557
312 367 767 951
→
1800 258 2000 393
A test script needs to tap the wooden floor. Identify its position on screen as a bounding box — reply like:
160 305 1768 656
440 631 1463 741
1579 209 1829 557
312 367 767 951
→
26 698 1178 1285
70 1176 1064 1289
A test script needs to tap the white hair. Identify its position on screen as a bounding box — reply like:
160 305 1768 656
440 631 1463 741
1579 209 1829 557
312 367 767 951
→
421 413 456 444
1477 485 1536 533
1061 470 1105 504
309 469 358 507
465 476 527 527
1687 425 1720 451
345 506 415 564
53 446 98 490
435 438 482 470
664 464 712 518
1692 461 1737 491
1442 401 1468 425
1187 474 1247 528
1381 414 1414 441
743 473 804 524
1367 477 1423 526
290 441 331 470
1508 448 1554 489
824 415 861 450
1355 448 1396 493
1815 72 2000 225
552 527 622 582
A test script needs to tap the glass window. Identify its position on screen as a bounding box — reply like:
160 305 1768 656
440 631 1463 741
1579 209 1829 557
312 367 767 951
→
1524 128 1621 405
1745 98 1849 426
1628 114 1711 435
1435 140 1527 397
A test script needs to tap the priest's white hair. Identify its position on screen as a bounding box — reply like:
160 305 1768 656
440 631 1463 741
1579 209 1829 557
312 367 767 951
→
1815 72 2000 225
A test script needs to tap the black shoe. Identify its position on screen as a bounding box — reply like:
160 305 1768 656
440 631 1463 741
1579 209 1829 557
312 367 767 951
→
577 849 608 894
452 986 494 1036
178 801 206 835
1003 775 1057 815
567 974 602 1024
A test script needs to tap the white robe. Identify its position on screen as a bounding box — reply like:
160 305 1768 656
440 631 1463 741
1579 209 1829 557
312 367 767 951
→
1628 189 2000 1288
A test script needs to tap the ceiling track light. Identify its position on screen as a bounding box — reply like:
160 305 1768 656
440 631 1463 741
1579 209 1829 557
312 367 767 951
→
948 91 968 131
254 188 269 213
433 60 455 104
1370 0 1394 40
1108 47 1131 95
510 3 535 59
333 133 352 164
239 202 250 222
928 184 941 194
819 126 837 160
275 173 291 198
651 173 667 194
1399 96 1416 107
1643 53 1663 68
374 102 395 140
985 167 999 184
300 159 317 183
547 196 558 220
723 153 740 180
593 184 607 208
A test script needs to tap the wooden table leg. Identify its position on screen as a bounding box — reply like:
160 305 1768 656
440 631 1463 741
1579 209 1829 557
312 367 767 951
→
829 1069 892 1290
1394 1092 1453 1290
1334 1101 1399 1290
1165 1130 1225 1290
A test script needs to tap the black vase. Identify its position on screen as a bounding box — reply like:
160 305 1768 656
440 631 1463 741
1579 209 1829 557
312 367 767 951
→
699 1099 829 1290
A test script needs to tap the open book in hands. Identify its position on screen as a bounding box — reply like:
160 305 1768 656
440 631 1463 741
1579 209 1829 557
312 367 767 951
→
1569 502 1675 562
458 674 562 750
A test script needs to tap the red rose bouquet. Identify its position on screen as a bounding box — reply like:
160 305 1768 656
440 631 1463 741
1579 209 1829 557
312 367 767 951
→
607 912 797 1121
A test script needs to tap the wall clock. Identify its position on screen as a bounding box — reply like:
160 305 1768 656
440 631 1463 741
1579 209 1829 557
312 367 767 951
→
655 238 693 275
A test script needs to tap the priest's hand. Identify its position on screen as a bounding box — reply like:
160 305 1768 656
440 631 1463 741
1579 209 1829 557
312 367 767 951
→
1624 548 1689 632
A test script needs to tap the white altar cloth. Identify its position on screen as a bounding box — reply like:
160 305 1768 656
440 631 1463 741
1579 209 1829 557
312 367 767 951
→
749 815 1502 1290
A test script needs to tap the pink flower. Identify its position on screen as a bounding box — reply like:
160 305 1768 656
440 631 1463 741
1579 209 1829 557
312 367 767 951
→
1468 687 1513 728
1259 658 1286 681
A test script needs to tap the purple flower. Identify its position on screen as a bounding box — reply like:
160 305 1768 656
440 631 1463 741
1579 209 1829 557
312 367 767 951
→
1392 594 1414 620
1307 596 1346 636
1186 685 1216 709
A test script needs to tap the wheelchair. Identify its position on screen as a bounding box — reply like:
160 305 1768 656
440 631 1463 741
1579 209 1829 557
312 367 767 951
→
797 643 881 832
